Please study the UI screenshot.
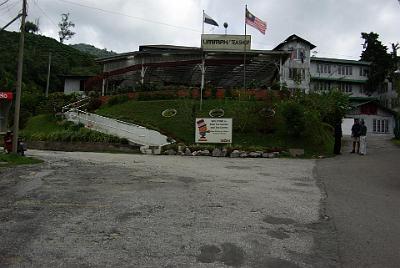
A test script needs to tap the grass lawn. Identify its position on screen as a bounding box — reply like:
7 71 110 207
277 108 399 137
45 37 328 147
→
96 99 333 155
0 152 43 167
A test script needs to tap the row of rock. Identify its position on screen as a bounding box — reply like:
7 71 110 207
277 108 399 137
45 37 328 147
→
164 148 281 158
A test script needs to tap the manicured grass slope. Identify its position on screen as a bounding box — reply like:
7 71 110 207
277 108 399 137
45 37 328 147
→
96 99 299 150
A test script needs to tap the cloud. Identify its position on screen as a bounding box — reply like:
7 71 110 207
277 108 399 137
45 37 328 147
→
2 0 398 59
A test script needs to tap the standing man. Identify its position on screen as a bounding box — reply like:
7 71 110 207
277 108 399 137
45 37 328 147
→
351 118 361 153
359 119 367 155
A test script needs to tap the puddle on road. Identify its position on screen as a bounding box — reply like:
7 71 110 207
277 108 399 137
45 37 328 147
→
197 243 245 267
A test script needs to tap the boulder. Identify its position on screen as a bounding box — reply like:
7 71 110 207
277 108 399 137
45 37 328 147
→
166 149 176 155
230 150 241 158
239 152 248 158
200 150 211 156
289 148 305 157
184 147 192 156
212 148 222 157
221 148 228 157
249 152 261 158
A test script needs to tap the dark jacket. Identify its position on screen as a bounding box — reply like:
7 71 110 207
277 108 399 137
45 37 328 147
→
351 123 361 137
360 125 367 136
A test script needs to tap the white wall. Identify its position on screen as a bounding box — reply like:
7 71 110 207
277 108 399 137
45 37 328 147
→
64 79 82 95
64 110 171 147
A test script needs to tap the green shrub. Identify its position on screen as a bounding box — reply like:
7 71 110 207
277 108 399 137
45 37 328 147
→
108 95 129 106
278 101 306 138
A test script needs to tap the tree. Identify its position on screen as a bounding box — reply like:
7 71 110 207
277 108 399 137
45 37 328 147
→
24 21 39 34
360 32 394 93
58 13 75 43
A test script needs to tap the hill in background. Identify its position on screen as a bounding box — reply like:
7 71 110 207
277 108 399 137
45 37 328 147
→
70 43 118 58
0 31 100 93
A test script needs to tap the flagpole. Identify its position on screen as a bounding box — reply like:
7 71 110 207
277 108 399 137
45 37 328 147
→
243 5 247 99
200 10 205 111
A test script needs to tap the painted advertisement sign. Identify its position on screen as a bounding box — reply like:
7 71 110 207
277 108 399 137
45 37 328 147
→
201 34 251 52
0 92 13 100
195 118 232 144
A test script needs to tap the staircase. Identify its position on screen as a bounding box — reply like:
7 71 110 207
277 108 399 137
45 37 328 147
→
62 98 173 154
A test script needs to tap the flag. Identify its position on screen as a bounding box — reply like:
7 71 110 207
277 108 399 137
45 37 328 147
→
204 12 219 27
245 8 266 35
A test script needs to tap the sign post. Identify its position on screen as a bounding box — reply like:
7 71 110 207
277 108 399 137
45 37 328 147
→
195 118 232 144
201 34 251 52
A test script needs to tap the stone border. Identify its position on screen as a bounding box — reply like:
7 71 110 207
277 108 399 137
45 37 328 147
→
26 141 140 154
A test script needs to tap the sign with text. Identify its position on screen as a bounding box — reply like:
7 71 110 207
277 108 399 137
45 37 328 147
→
0 92 13 100
195 118 232 144
201 34 251 52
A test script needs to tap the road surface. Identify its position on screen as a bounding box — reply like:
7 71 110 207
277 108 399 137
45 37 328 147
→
316 137 400 268
0 150 336 267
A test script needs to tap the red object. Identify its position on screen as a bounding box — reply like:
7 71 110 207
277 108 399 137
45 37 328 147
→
360 103 378 115
0 92 13 100
245 8 267 34
3 134 12 153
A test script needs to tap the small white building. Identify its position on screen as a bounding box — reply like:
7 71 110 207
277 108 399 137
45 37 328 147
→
60 75 92 95
345 98 397 136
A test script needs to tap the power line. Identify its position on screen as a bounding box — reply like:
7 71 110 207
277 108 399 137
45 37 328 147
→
56 0 200 33
0 0 11 7
32 0 58 28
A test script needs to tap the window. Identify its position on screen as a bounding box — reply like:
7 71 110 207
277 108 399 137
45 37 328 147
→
317 64 331 74
359 67 369 77
338 65 353 75
373 119 389 133
339 83 352 93
289 68 305 81
314 81 331 91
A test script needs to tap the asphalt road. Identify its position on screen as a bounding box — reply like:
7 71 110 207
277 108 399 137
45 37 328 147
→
0 150 337 267
316 137 400 268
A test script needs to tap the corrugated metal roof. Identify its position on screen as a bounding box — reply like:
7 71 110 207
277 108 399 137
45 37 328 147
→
311 57 371 65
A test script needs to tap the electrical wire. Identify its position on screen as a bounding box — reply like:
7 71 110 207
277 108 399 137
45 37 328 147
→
0 0 11 7
56 0 200 33
32 0 58 28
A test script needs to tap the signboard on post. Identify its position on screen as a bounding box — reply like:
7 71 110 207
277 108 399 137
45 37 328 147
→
195 118 232 144
0 92 13 100
201 34 251 52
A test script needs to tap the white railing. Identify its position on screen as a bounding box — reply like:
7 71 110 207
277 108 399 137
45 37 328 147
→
62 97 91 113
64 109 171 148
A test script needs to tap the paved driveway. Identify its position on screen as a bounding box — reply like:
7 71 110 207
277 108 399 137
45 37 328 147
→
316 136 400 268
0 150 335 267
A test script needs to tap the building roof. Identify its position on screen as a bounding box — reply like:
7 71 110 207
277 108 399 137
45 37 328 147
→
273 34 316 50
311 57 371 66
90 45 291 88
349 97 397 115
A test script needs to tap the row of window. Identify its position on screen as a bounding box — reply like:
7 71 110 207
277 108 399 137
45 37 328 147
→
373 119 389 133
313 82 354 93
288 68 306 81
315 64 369 77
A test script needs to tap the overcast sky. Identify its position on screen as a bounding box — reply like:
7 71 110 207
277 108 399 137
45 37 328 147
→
1 0 399 59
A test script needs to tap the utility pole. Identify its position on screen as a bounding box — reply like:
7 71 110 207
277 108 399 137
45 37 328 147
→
45 52 52 97
12 0 27 154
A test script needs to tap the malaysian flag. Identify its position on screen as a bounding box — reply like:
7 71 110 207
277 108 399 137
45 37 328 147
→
245 8 267 35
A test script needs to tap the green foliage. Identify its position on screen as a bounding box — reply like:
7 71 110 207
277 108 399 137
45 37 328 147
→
0 30 100 94
361 32 395 93
86 97 103 112
0 152 43 167
58 13 75 43
21 114 126 144
70 43 117 58
277 101 306 137
107 95 129 106
24 21 39 34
